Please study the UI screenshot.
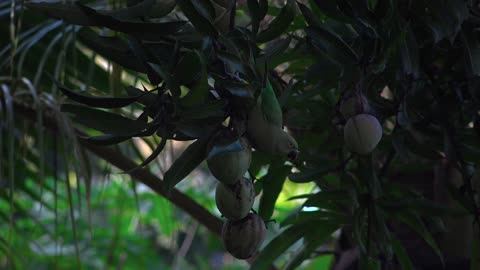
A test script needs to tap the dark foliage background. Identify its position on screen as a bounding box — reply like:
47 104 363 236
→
0 0 479 269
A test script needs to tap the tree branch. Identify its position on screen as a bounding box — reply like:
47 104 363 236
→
11 100 223 237
12 99 279 269
81 142 224 236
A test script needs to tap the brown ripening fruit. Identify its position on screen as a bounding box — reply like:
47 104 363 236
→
221 213 266 259
216 177 255 220
344 114 382 155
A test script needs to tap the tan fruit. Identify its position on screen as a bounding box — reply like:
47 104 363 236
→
340 95 370 119
216 177 255 220
344 114 382 155
207 137 252 184
221 213 266 259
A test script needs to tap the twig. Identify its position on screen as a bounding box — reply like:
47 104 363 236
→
172 221 198 270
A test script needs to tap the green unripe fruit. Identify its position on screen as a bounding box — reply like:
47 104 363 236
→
344 114 382 155
340 95 370 119
207 138 252 184
221 213 266 259
216 177 255 220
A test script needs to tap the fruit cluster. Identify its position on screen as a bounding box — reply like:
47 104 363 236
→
340 94 383 155
208 137 265 259
207 80 300 259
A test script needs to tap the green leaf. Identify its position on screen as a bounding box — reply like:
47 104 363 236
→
174 50 202 86
282 223 337 270
391 237 414 270
312 0 350 22
250 224 304 270
57 82 142 108
216 79 254 98
149 0 177 18
281 210 347 227
288 164 334 183
378 197 463 217
423 0 468 43
297 1 323 29
126 138 167 173
148 62 181 96
305 26 358 65
259 36 291 61
247 0 268 34
302 189 352 207
180 51 209 106
109 0 156 20
178 99 226 120
472 235 480 270
76 3 186 37
77 28 146 73
258 0 268 19
257 0 295 43
125 86 157 107
191 0 216 22
367 0 379 11
353 207 367 253
398 27 420 77
26 0 160 25
391 211 444 266
247 0 261 34
79 134 131 145
217 51 255 79
403 132 443 160
126 37 163 84
178 0 218 38
163 136 210 194
61 104 147 135
258 161 291 221
175 119 221 138
25 2 97 26
461 28 480 77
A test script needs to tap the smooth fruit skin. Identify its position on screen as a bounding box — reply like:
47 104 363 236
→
207 138 251 184
216 177 255 220
339 94 370 119
221 213 266 259
344 114 382 155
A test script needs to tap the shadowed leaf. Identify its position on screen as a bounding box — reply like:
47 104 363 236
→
163 135 210 194
61 104 148 135
257 0 295 43
57 82 143 108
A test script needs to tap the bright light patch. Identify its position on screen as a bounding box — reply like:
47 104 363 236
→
302 206 319 212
